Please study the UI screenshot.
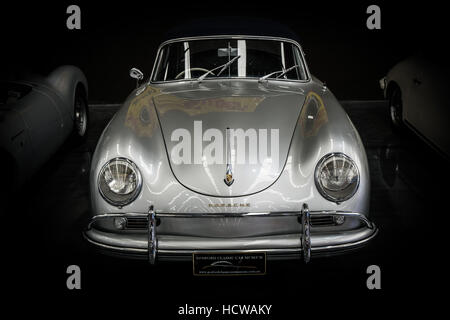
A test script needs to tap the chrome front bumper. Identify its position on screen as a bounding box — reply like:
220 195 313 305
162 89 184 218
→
83 204 378 263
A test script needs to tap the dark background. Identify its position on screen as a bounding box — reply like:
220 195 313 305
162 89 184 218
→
0 1 444 102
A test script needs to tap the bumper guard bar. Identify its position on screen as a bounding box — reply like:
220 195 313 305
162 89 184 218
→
85 203 375 264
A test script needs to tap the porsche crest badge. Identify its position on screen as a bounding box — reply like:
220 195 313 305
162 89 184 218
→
224 127 234 187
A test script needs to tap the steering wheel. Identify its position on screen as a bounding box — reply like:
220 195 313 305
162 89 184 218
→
175 68 214 80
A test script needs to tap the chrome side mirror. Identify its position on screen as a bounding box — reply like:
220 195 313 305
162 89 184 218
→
130 68 144 88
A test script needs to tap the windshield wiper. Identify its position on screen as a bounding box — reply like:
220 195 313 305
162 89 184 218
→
197 55 241 82
258 65 300 83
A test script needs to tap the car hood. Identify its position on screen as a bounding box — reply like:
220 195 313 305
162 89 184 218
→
152 81 306 197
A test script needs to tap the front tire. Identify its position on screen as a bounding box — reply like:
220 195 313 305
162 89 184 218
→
389 87 403 128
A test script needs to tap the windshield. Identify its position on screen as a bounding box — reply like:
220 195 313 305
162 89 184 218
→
152 38 308 82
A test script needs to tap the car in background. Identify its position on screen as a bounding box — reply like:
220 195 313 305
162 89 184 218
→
0 65 89 195
380 54 450 158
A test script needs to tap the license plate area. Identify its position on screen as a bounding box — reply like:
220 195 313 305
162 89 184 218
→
193 252 266 276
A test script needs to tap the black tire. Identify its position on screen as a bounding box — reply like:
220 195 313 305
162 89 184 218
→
389 87 403 129
73 87 89 141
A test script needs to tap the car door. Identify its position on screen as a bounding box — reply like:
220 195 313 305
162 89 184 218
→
400 57 423 128
405 57 450 156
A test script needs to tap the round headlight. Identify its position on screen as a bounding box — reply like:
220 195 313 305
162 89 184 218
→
315 153 359 203
98 158 142 206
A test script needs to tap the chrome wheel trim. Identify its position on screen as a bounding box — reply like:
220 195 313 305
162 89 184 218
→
389 89 402 126
75 96 87 136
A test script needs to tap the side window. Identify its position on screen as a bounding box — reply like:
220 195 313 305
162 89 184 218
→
153 47 167 81
164 44 185 80
293 46 307 80
153 44 186 81
281 43 298 80
274 42 307 81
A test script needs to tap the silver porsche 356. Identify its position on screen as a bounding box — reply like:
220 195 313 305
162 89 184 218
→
85 27 377 269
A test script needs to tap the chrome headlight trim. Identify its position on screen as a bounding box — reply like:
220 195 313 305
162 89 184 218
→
98 157 142 207
314 153 360 203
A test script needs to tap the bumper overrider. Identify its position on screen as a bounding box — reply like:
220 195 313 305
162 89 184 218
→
83 204 377 263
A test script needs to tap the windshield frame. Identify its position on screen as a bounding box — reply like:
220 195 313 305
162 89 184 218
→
149 35 311 84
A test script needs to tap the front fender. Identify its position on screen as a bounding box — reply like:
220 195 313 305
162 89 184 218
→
281 89 370 215
46 65 88 119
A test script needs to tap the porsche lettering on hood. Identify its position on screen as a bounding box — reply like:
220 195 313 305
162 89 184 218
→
153 83 305 197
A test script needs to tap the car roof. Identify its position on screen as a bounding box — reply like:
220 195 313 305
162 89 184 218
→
162 17 301 43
